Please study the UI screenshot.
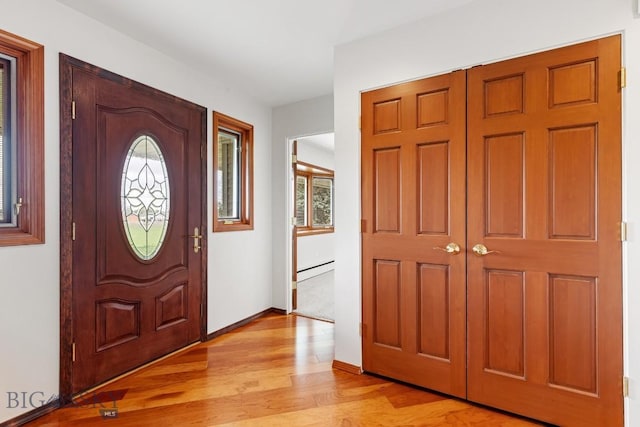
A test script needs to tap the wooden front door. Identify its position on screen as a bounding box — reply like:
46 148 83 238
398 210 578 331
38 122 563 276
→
361 70 468 397
60 55 206 393
361 35 622 426
467 36 622 426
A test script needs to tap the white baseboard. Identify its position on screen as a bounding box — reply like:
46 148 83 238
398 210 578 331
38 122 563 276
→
298 262 334 281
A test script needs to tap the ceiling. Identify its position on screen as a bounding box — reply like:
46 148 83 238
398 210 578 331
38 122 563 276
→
56 0 476 107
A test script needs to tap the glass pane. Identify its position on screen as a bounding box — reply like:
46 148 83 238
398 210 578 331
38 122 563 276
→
312 177 333 227
295 175 307 226
217 130 240 219
0 56 12 226
0 62 5 223
121 135 170 260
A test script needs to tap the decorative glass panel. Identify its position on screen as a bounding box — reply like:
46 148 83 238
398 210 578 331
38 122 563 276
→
295 175 307 226
217 129 240 219
312 177 333 227
121 135 170 260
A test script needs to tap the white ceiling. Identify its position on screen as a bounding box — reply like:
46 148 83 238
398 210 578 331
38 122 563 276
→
56 0 476 107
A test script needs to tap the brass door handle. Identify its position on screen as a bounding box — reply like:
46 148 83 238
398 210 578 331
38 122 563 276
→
189 227 202 253
433 243 461 255
472 243 500 257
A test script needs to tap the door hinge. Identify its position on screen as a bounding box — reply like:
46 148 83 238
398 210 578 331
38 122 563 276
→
291 154 297 164
292 280 297 290
620 221 628 242
72 342 76 362
72 101 76 119
72 222 76 241
361 219 366 233
620 67 627 89
623 376 629 397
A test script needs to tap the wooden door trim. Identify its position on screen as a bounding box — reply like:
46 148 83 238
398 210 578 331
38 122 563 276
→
292 139 298 310
58 54 208 399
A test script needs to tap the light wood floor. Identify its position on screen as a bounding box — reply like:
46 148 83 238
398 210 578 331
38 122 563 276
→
30 313 546 426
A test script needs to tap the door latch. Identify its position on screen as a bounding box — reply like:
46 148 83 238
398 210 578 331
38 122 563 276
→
189 227 203 253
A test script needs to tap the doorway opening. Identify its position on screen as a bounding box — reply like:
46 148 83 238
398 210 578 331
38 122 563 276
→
291 133 335 321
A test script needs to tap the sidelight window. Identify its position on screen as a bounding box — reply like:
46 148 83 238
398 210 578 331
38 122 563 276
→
213 111 253 232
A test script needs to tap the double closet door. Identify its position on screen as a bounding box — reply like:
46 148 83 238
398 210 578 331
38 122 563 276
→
361 35 622 427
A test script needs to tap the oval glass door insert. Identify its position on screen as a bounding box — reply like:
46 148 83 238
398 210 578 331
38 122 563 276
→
121 135 170 260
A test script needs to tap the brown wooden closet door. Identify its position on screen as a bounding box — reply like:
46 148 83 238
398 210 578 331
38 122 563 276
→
467 35 622 426
361 71 467 397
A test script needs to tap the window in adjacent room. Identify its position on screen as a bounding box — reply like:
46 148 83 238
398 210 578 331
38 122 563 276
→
213 111 253 232
295 161 334 235
0 29 44 246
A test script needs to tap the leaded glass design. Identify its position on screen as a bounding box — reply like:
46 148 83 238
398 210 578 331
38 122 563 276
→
121 135 170 260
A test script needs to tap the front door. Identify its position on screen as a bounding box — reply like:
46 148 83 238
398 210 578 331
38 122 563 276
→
61 55 206 393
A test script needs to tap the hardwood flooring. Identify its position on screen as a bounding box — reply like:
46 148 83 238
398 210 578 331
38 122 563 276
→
29 313 546 426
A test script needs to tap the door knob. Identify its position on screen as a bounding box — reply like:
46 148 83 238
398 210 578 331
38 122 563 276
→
433 242 461 255
472 243 500 257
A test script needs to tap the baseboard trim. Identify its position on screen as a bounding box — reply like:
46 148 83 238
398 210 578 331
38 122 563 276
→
332 359 362 375
0 399 60 427
206 307 286 341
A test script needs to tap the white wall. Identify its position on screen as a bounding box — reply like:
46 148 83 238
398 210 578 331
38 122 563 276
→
0 0 273 423
271 95 334 311
297 233 334 281
333 0 640 425
297 138 335 170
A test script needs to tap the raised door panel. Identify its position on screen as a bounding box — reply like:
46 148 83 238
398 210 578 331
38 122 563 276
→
373 260 402 348
374 148 401 233
417 142 449 235
417 264 449 360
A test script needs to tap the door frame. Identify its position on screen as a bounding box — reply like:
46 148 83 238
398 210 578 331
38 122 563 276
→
58 54 208 399
286 133 335 314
